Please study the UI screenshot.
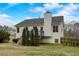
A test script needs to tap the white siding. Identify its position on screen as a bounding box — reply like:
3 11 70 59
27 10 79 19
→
15 26 43 38
15 27 24 38
28 26 33 31
51 22 64 44
42 22 64 44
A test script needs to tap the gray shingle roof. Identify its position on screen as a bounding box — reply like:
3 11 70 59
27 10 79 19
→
51 16 64 25
74 23 79 26
15 16 64 27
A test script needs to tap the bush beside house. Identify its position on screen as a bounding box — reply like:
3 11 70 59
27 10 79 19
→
22 27 40 46
0 30 10 43
22 27 30 46
30 27 39 46
13 38 19 43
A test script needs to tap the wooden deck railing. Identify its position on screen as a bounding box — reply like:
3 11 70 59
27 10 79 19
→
61 37 79 46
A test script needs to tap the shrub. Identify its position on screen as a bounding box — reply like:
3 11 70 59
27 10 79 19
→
13 38 19 43
25 27 30 46
22 28 26 45
35 27 39 46
22 27 40 46
0 30 10 43
30 27 39 46
22 27 30 46
30 29 34 46
40 27 44 40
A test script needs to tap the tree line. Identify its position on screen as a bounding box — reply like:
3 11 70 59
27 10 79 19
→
64 21 79 38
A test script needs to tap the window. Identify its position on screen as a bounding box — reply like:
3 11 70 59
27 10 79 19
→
17 27 19 33
41 27 43 31
40 27 44 39
33 27 37 29
53 26 55 32
56 26 58 32
55 39 58 43
53 26 58 32
40 27 44 36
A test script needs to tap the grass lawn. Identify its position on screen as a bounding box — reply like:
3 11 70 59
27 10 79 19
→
0 43 79 56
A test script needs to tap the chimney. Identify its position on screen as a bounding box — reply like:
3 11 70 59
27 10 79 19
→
44 11 52 36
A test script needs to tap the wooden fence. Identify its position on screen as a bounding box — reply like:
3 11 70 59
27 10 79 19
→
60 37 79 46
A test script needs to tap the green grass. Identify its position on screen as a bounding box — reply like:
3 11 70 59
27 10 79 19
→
0 43 79 56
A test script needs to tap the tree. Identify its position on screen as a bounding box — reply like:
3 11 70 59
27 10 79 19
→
35 27 39 46
30 29 34 46
40 27 44 40
22 27 30 46
25 27 30 46
22 27 26 45
30 27 39 46
0 30 10 43
22 27 40 46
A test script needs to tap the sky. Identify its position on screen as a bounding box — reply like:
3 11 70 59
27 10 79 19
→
0 3 79 27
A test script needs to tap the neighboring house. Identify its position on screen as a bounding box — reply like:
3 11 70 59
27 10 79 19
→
15 12 64 44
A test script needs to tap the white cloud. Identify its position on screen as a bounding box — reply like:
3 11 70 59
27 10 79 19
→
54 3 78 16
43 3 63 10
29 3 79 23
0 14 10 18
64 16 79 24
53 3 79 23
29 3 63 13
0 14 14 27
29 7 45 13
35 7 44 12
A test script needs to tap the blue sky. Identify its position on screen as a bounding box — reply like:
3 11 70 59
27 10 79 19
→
0 3 79 27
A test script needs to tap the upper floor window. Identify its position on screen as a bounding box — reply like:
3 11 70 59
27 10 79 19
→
53 26 58 32
17 27 19 33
